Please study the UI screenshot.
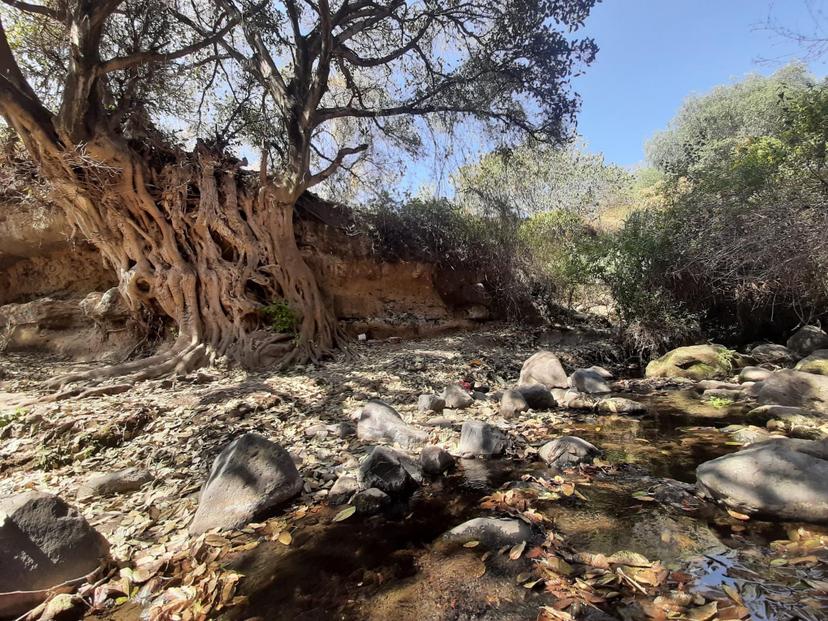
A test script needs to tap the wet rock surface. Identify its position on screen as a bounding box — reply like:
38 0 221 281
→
538 435 600 468
696 438 828 522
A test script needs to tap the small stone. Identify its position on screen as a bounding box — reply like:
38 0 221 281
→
569 368 612 394
516 384 557 410
458 421 508 458
77 468 152 500
500 389 528 418
539 436 600 469
328 475 359 506
354 488 391 514
739 366 772 383
358 446 423 495
596 397 646 414
417 394 445 413
441 385 474 409
420 445 455 475
424 416 455 428
357 400 428 449
442 517 535 548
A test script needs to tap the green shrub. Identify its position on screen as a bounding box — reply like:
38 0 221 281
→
260 301 299 334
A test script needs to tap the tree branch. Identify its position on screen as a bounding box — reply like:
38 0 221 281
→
306 143 368 187
0 0 61 20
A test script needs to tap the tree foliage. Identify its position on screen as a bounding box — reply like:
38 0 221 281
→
608 64 828 345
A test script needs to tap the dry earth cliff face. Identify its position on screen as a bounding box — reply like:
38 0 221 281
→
0 196 489 360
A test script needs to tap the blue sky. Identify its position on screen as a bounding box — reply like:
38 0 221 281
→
575 0 828 166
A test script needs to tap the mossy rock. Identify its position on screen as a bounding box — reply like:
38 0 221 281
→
645 344 744 380
795 349 828 376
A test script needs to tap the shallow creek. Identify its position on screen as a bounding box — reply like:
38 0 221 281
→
228 390 828 621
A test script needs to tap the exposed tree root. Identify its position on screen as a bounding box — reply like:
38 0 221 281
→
32 148 342 395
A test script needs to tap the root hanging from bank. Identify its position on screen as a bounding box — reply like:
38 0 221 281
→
41 146 341 393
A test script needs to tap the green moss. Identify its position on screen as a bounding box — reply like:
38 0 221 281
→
260 301 299 334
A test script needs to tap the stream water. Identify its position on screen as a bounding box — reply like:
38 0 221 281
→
228 390 828 621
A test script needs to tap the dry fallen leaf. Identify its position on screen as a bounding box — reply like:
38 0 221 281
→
333 506 356 522
277 531 292 546
509 540 526 560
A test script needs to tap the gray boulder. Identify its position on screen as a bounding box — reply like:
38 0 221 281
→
358 446 423 495
569 368 612 394
587 365 613 379
77 468 152 500
458 421 508 458
757 369 828 414
420 445 455 475
696 438 828 522
442 517 536 548
357 400 428 449
328 475 359 506
0 492 110 618
417 394 445 413
750 343 795 365
787 325 828 358
516 384 557 410
190 433 303 534
596 397 646 415
560 390 597 410
499 389 528 418
795 349 828 376
739 366 772 383
539 436 600 469
353 488 391 514
519 351 568 389
441 385 474 409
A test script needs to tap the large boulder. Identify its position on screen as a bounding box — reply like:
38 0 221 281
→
0 492 110 618
190 433 303 534
749 343 795 365
358 446 423 494
696 438 828 522
357 400 428 449
795 349 828 376
442 517 536 548
458 421 507 458
757 370 828 415
539 436 600 469
645 344 744 380
518 351 568 389
787 325 828 358
568 368 611 394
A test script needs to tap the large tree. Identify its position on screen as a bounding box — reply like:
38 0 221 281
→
0 0 597 386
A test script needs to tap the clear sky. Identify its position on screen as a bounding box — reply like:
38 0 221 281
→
573 0 828 167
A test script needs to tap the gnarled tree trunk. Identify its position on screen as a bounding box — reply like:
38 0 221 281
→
35 136 339 388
